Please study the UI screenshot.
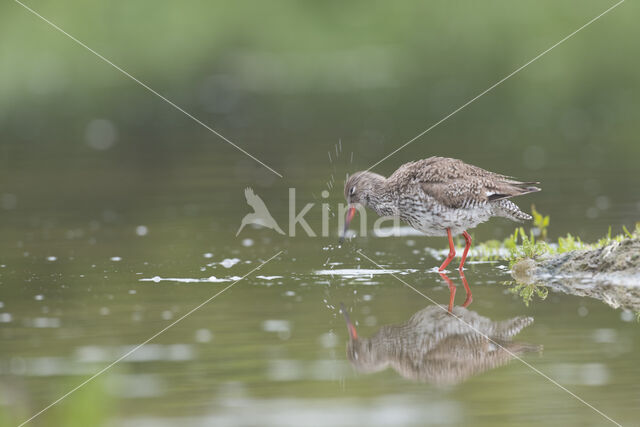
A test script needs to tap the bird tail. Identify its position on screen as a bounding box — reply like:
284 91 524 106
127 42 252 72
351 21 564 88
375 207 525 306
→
492 199 532 221
487 181 541 202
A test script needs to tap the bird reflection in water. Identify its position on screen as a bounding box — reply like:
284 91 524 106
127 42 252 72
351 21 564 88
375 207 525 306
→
440 271 472 313
341 288 541 385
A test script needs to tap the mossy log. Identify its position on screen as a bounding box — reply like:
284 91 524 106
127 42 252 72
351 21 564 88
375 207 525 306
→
511 238 640 311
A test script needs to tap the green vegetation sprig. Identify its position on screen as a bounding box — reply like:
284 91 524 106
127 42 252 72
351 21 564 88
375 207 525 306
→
503 281 549 307
472 206 639 267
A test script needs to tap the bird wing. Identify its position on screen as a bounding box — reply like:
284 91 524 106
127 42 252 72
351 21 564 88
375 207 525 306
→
390 157 540 209
244 187 272 213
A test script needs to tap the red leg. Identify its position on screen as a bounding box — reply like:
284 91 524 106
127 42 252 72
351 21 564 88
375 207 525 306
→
459 270 473 308
438 228 456 272
439 272 456 313
458 230 472 272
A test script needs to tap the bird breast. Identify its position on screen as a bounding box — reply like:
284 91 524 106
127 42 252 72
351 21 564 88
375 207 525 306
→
397 194 493 236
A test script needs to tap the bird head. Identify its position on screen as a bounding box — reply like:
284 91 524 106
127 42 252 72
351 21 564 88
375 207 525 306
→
340 171 385 242
341 303 387 373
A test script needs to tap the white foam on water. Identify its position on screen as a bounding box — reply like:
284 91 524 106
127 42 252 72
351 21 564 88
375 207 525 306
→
206 258 241 268
135 225 148 236
139 275 242 284
208 275 242 282
314 268 415 278
220 258 241 268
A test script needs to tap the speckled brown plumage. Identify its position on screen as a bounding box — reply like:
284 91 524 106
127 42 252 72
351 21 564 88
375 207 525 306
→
343 156 541 271
388 157 540 209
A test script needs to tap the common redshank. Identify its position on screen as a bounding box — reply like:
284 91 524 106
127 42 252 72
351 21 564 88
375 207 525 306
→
341 156 540 271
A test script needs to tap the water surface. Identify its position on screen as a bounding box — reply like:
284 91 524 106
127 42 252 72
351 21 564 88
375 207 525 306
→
1 168 638 426
2 2 640 424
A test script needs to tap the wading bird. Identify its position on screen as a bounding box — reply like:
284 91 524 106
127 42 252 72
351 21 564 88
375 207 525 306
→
342 157 540 271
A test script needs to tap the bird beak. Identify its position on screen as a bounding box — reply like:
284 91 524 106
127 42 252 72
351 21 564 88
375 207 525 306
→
340 303 357 340
339 205 357 244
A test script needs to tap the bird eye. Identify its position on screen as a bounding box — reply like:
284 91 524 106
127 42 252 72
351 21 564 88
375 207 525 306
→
349 186 355 195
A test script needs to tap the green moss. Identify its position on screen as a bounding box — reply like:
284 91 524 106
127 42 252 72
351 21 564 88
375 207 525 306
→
506 227 550 269
557 233 583 253
503 281 549 307
472 207 640 267
471 239 503 261
473 210 640 307
531 205 550 241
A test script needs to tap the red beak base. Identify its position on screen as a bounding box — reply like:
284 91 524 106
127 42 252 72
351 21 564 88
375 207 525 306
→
339 206 357 244
340 303 358 340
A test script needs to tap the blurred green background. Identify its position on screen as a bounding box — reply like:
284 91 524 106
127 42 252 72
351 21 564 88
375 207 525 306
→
1 1 639 426
1 0 639 239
